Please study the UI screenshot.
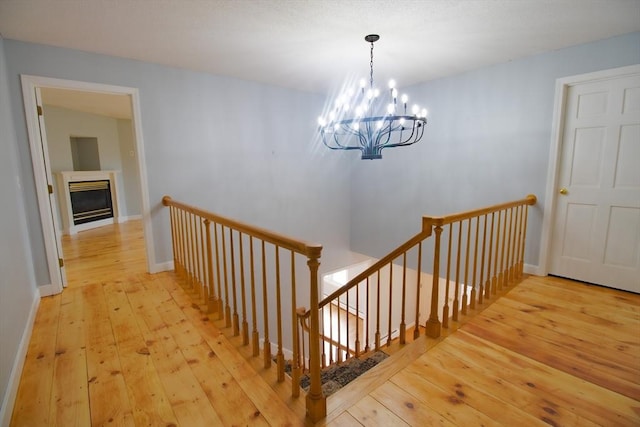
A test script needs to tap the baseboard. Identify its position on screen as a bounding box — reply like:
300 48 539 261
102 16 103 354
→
38 283 60 297
0 292 40 426
524 263 542 276
150 260 174 274
118 214 142 222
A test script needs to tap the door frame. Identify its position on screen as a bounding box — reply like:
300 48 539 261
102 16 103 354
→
538 64 640 276
21 75 155 296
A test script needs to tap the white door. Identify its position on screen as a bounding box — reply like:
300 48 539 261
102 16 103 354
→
549 72 640 293
35 87 67 287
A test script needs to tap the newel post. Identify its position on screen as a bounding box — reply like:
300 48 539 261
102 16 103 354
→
425 220 442 338
305 247 326 422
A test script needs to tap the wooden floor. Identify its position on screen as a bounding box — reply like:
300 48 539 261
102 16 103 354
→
10 221 640 426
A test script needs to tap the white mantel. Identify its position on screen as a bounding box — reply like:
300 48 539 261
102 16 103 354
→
55 170 123 235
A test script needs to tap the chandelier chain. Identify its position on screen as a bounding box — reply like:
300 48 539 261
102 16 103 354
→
369 40 374 89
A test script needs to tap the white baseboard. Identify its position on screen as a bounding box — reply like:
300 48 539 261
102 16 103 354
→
150 260 174 274
38 283 60 297
0 292 40 426
524 263 542 276
118 214 142 222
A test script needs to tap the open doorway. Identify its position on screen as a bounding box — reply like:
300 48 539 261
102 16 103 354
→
21 75 154 296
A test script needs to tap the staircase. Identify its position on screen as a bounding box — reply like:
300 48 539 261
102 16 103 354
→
163 194 537 422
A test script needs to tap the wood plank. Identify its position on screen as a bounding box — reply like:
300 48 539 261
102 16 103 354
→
49 287 91 426
370 382 456 426
450 331 640 426
102 280 179 426
131 274 270 427
10 296 61 426
347 395 410 426
390 367 500 426
415 340 601 427
82 283 135 426
462 310 640 400
483 298 640 374
153 273 304 426
325 411 363 427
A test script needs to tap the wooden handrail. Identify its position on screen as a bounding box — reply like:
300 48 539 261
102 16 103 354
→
422 194 537 228
162 196 322 257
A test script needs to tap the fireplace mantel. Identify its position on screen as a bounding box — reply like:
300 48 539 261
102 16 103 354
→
55 170 123 234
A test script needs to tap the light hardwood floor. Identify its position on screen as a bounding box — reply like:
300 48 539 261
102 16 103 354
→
10 221 640 426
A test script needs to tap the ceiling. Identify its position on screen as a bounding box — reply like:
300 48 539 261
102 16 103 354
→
1 0 639 96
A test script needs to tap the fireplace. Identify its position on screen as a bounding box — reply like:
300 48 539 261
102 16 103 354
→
69 180 114 225
56 170 122 235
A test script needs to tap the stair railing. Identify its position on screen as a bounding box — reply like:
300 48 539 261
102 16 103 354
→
297 195 537 373
163 194 536 422
162 196 327 421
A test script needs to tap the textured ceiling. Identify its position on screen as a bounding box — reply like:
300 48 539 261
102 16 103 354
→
1 0 639 95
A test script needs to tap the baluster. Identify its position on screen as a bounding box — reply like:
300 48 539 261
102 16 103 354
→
413 242 423 339
239 233 249 345
498 209 507 290
291 252 301 397
386 262 393 347
213 223 224 318
249 237 259 356
275 246 285 380
519 204 530 277
229 230 239 335
513 205 523 279
204 219 217 313
485 212 495 299
221 226 231 327
453 221 462 322
355 279 361 357
172 208 181 275
261 240 271 368
462 219 471 315
179 209 187 281
478 214 488 306
493 211 502 294
425 224 443 338
400 253 407 344
182 211 189 284
470 217 480 310
329 302 334 364
365 276 370 353
336 295 342 364
189 212 197 291
318 305 324 368
199 218 208 305
504 208 514 287
345 291 351 359
511 206 521 281
443 226 452 328
375 272 381 351
169 206 178 273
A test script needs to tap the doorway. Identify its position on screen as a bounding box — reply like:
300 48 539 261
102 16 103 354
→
21 75 154 296
541 64 640 293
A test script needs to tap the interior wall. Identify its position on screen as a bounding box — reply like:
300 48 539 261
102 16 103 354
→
3 39 352 292
349 32 640 269
117 118 141 217
0 35 38 419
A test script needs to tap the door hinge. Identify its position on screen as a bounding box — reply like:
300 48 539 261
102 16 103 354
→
37 105 43 116
58 258 64 268
48 184 53 194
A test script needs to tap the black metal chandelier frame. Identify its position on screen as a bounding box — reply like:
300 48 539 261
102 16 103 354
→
318 34 428 160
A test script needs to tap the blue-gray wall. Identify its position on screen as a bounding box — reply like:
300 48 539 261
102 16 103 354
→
0 35 38 419
3 39 353 288
350 32 640 267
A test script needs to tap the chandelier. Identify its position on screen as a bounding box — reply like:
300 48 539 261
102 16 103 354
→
318 34 428 160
